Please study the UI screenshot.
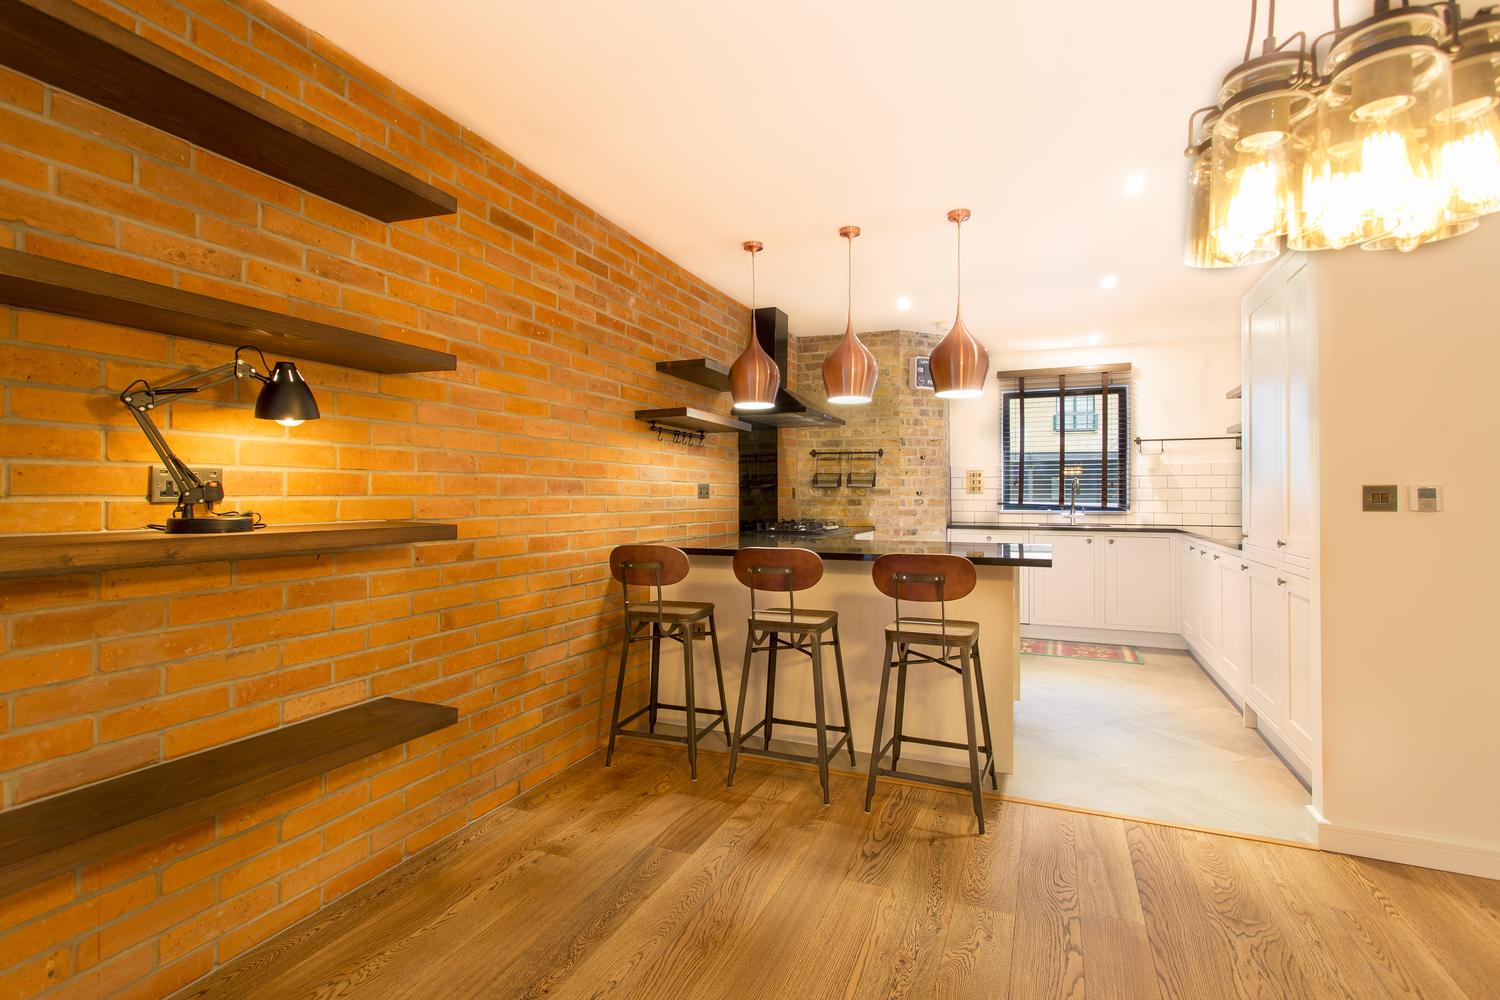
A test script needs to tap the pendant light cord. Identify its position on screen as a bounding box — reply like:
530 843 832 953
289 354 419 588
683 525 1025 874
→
955 215 962 309
846 233 853 320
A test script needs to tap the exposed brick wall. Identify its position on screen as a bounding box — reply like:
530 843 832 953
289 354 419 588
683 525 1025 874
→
0 1 744 996
783 330 949 540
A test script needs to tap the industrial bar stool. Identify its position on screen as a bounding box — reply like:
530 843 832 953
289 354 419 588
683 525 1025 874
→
604 544 729 780
725 547 856 804
864 553 997 832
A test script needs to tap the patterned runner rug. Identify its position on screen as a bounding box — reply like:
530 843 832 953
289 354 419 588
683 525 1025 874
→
1020 638 1145 664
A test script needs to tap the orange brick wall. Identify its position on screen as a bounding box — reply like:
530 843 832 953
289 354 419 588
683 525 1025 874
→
0 1 744 995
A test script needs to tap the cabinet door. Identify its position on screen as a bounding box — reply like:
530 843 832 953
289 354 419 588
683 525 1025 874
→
1179 541 1200 646
1101 535 1174 631
1284 573 1315 763
1282 260 1315 570
1196 548 1224 665
951 531 1031 624
1218 558 1251 696
1245 560 1287 729
1243 280 1286 561
1029 533 1099 627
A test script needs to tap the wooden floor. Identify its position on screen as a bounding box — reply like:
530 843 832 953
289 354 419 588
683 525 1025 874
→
179 742 1500 1000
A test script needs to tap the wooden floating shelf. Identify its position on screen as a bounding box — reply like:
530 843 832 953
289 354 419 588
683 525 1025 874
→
0 249 457 374
0 520 457 580
0 698 457 896
636 407 750 434
1226 385 1243 399
0 0 456 222
1227 422 1243 435
657 358 731 393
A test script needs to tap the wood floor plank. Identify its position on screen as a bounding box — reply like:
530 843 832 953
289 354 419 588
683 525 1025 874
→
179 745 1500 1000
1006 804 1086 1000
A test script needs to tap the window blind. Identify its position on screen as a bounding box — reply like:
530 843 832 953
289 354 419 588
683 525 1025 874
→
996 365 1133 512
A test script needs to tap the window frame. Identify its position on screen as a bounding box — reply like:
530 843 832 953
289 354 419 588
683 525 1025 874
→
1000 384 1130 513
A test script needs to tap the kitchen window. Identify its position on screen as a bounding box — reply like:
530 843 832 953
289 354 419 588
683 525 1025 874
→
1000 380 1129 512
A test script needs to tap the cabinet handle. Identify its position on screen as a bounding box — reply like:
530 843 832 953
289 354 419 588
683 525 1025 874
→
1241 564 1249 571
1213 554 1220 560
1277 578 1287 586
1188 545 1195 552
1108 538 1114 544
1276 539 1286 547
1086 538 1093 544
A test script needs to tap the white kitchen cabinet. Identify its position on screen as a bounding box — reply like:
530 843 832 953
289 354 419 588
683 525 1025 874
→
1178 539 1200 647
1243 253 1316 572
1028 532 1098 627
1218 556 1251 696
948 529 1030 623
1193 547 1224 667
1101 534 1174 632
1245 560 1287 729
1284 572 1315 764
1243 278 1286 561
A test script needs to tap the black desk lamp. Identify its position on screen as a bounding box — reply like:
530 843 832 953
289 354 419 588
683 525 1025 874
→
119 346 320 534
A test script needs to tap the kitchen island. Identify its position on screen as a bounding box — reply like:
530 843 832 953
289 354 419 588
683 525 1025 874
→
642 533 1051 776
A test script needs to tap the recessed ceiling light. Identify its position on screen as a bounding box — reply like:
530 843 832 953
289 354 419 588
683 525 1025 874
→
896 295 911 311
1099 274 1119 291
1123 172 1148 197
1087 332 1103 345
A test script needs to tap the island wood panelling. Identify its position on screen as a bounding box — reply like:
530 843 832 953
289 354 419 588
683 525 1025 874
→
0 1 744 996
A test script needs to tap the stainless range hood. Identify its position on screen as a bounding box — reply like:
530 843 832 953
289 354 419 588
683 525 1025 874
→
655 307 844 429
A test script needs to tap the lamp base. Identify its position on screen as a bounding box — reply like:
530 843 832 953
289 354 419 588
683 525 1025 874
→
163 515 255 534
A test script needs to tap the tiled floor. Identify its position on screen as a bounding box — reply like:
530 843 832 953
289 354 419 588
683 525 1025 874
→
1002 645 1317 843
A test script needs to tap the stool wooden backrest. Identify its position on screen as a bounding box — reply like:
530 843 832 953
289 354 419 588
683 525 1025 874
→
610 545 690 623
872 553 976 638
732 546 822 619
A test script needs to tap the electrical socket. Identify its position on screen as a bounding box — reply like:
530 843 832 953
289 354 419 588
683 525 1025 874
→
149 465 224 504
697 483 710 499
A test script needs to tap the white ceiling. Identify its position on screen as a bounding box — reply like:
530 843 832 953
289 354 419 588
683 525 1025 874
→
275 0 1350 351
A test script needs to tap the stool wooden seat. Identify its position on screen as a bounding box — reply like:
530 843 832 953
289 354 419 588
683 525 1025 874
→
725 547 855 804
604 545 729 780
864 553 996 832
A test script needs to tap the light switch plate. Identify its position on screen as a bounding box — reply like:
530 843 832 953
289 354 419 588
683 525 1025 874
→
1361 484 1398 512
149 465 223 504
965 469 984 495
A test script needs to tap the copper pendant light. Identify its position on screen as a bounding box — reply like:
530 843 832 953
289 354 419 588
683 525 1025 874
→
929 209 989 399
822 225 878 405
729 240 779 411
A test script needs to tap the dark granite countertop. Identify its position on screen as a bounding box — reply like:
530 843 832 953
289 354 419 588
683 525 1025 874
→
679 532 1053 568
948 522 1243 551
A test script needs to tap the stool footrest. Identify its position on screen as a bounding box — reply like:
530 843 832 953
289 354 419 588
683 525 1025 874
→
730 731 850 769
874 764 995 791
872 737 996 780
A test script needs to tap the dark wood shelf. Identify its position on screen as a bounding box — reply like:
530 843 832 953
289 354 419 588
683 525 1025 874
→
0 0 456 222
0 520 458 580
0 698 457 895
657 358 731 393
0 249 456 374
636 407 750 434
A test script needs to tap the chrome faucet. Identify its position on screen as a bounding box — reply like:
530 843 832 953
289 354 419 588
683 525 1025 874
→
1065 465 1085 523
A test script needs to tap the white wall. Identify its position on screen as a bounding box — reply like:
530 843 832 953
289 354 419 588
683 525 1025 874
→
1313 223 1500 875
946 338 1242 530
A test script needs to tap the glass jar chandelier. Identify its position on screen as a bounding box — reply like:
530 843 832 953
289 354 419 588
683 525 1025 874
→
1185 0 1500 267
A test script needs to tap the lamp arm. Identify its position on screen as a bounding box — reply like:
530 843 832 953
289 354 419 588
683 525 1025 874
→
118 359 257 515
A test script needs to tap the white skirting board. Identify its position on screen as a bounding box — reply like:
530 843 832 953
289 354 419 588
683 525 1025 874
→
1021 624 1186 649
1310 807 1500 881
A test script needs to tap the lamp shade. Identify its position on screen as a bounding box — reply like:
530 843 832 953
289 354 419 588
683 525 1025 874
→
822 225 877 404
729 240 780 411
255 361 320 426
931 208 988 399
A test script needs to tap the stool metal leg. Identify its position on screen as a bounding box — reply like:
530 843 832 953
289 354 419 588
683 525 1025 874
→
865 636 896 812
810 630 831 805
604 620 632 768
891 642 909 767
708 614 730 747
682 623 699 781
647 621 662 733
762 635 779 750
726 626 756 787
831 623 856 766
972 644 998 789
959 644 986 833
